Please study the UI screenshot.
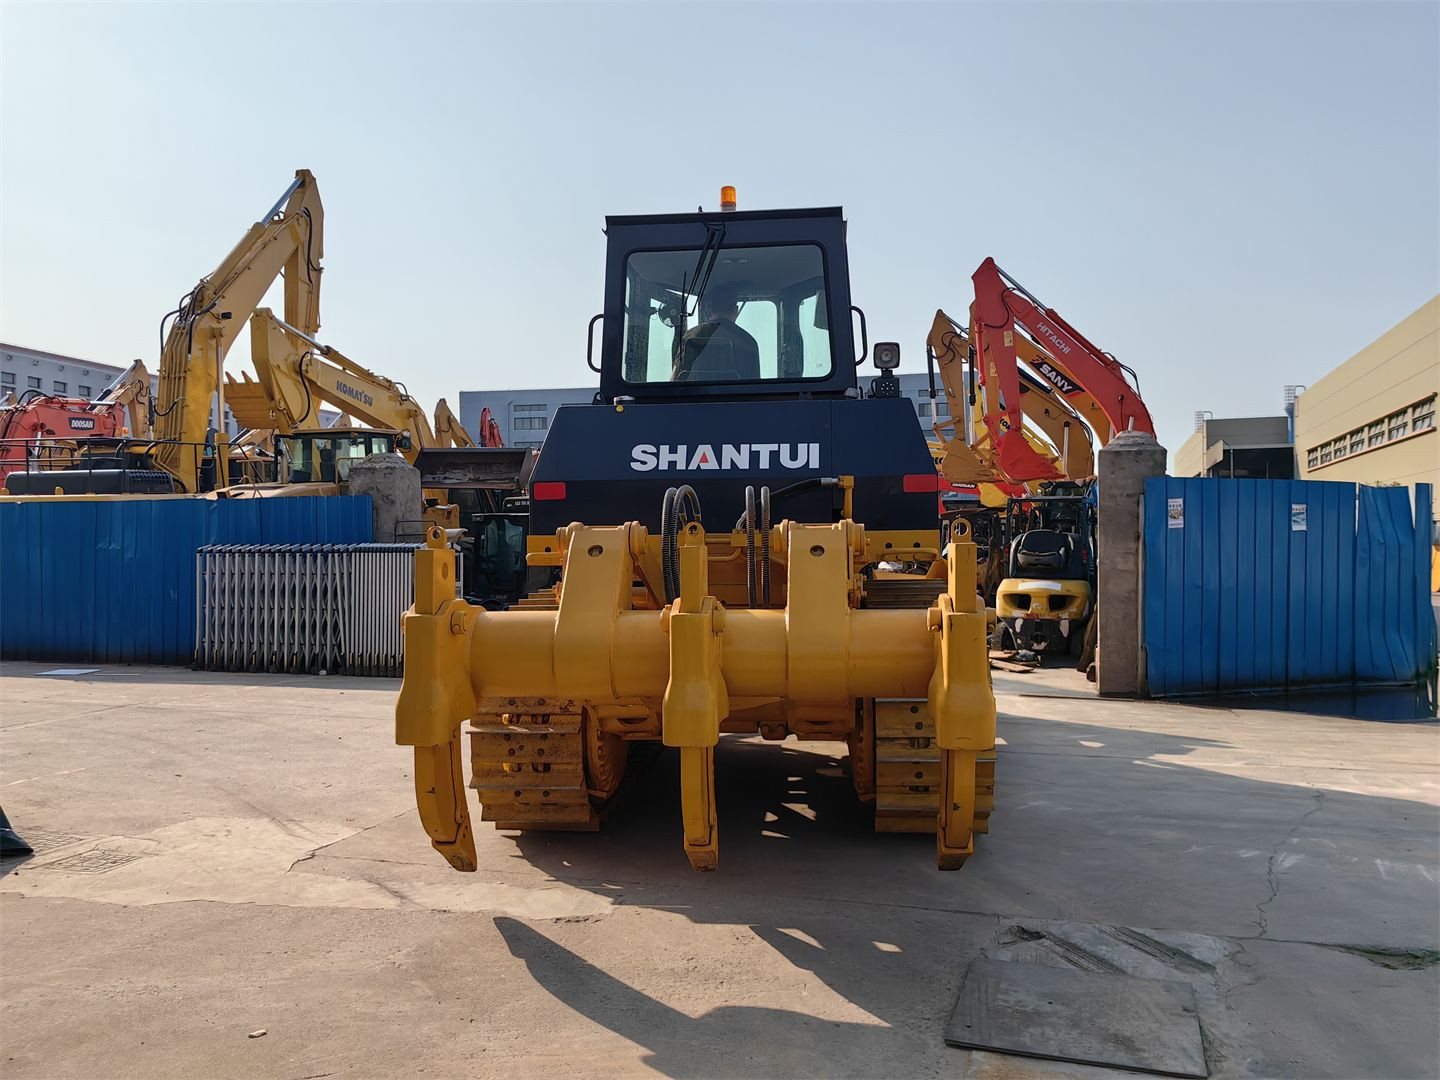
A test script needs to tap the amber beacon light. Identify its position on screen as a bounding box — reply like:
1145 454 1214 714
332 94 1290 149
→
720 185 737 212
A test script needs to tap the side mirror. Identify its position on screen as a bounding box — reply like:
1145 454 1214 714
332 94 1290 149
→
873 341 901 370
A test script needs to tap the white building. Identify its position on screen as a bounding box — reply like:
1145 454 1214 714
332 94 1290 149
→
0 343 128 401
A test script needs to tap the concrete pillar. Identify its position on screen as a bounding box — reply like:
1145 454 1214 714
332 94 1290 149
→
1096 431 1167 696
348 453 422 543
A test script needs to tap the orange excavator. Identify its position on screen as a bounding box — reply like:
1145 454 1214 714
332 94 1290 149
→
0 360 153 487
954 259 1153 653
969 257 1153 467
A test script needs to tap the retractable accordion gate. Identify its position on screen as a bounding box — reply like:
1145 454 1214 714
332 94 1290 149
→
195 544 458 676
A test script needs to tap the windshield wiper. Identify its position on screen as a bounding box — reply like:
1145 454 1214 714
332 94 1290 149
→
681 222 726 318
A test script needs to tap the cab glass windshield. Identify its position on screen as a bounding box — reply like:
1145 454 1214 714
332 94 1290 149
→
280 433 394 484
622 244 833 384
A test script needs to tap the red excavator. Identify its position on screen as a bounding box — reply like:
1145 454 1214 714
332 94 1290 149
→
0 360 152 485
968 257 1153 483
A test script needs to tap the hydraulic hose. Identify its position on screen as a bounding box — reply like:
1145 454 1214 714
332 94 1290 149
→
661 485 701 603
744 486 757 607
760 486 772 606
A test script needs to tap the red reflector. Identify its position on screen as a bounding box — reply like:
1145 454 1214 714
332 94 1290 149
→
903 473 940 493
532 481 567 501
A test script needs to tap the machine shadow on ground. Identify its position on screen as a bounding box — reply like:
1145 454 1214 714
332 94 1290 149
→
494 712 1440 1079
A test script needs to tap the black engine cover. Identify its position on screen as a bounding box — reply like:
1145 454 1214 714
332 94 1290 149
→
529 397 937 536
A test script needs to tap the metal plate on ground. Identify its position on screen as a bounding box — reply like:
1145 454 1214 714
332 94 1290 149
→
946 958 1208 1078
1 829 89 856
37 849 144 875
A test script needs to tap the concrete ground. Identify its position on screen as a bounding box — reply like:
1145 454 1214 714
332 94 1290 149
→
1 661 1436 1079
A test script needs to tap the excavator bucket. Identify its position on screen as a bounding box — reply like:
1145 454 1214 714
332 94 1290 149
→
997 429 1064 483
224 373 280 431
941 439 1001 485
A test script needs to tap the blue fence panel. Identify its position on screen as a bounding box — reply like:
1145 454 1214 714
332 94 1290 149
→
1145 477 1433 696
1356 484 1436 683
0 495 372 665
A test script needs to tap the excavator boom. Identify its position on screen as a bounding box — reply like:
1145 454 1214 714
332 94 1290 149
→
247 309 436 457
971 257 1153 443
153 170 324 491
94 359 154 440
434 398 479 448
927 310 1097 485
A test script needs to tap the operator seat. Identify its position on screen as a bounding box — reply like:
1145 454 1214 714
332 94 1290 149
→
680 322 761 382
1009 530 1077 578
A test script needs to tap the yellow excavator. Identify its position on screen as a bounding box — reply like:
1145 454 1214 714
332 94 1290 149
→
94 359 156 440
231 311 539 586
232 309 432 462
433 399 476 448
151 170 325 493
396 194 995 873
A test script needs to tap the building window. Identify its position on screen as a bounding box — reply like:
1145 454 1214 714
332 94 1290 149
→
1332 439 1346 460
53 380 67 394
514 416 548 431
513 403 547 413
1306 448 1319 470
1367 423 1384 448
515 440 544 448
1349 430 1364 455
1 371 13 386
1412 397 1435 433
78 385 91 397
936 402 950 418
1318 444 1332 465
27 376 41 389
1387 410 1408 441
917 402 931 417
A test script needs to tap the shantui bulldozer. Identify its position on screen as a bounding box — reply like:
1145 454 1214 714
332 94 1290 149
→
397 192 996 872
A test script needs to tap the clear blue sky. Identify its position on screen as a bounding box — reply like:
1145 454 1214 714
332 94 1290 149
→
2 0 1436 453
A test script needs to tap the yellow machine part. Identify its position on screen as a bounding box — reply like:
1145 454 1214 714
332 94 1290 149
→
396 517 997 872
995 577 1093 622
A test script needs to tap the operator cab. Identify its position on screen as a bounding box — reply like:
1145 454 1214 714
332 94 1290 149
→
278 427 406 487
529 195 933 538
598 206 860 403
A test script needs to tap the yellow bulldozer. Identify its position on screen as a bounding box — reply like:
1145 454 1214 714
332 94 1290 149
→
396 192 997 872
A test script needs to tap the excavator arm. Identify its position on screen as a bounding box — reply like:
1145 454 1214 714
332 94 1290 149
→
247 309 436 457
928 310 1098 484
433 399 478 448
153 170 323 491
94 359 154 439
926 311 1002 486
971 257 1153 448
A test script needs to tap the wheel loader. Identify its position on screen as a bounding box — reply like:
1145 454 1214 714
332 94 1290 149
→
396 193 996 871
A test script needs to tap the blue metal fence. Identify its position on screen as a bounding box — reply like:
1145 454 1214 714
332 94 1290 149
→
1143 478 1435 696
0 496 372 665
